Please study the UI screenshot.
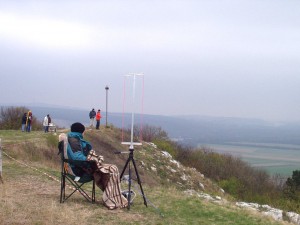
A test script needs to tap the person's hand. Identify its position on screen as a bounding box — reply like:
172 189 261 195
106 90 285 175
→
98 155 104 163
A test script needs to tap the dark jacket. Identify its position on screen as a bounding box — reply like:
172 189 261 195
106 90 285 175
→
89 110 96 119
22 113 27 124
67 132 93 176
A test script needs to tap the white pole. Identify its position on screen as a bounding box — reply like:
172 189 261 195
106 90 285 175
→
130 75 136 146
105 85 109 128
122 73 144 149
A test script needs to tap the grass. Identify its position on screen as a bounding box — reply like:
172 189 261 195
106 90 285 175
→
0 129 292 224
0 160 287 225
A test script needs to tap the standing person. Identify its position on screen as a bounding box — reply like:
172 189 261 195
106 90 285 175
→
43 115 49 133
21 113 27 132
47 114 51 126
89 108 96 128
96 109 102 130
26 111 32 132
47 114 52 132
66 122 128 209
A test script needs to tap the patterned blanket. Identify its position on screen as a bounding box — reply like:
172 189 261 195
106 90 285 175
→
87 150 128 209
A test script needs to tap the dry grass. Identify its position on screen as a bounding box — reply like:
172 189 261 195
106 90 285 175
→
0 159 290 225
0 160 161 225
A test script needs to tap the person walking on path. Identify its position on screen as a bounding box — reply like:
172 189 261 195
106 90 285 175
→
89 108 96 128
96 109 102 130
21 113 27 132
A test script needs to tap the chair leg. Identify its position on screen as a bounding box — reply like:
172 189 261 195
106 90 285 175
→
60 174 96 203
92 179 96 203
64 177 94 202
60 173 65 203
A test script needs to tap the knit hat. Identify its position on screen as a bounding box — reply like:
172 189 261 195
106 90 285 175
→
71 122 85 133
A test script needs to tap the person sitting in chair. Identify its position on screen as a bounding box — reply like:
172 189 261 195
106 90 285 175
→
67 122 128 209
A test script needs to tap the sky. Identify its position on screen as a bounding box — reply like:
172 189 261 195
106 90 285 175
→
0 0 300 122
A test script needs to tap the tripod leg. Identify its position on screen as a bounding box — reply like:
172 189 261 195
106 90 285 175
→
132 158 148 207
120 150 147 208
120 156 131 180
120 154 133 209
127 160 132 209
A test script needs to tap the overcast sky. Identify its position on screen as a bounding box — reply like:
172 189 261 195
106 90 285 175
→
0 0 299 122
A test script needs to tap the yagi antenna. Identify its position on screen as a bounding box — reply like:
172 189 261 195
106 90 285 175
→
122 73 144 149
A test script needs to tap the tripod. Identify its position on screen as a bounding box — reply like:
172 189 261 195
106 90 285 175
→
120 73 147 209
120 146 147 209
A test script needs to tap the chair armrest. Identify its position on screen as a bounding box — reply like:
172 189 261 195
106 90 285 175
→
64 159 97 174
64 159 96 166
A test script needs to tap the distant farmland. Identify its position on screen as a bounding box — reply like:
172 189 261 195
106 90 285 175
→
200 142 300 177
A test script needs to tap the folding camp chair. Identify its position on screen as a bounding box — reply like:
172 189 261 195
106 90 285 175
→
58 133 96 203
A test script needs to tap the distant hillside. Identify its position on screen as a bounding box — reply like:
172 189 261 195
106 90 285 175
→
12 105 300 146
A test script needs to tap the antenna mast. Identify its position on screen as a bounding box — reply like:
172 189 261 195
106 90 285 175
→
122 73 144 149
120 72 147 209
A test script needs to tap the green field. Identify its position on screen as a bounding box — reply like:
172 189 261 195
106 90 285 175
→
200 142 300 177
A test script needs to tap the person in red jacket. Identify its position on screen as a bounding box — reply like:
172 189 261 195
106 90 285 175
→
96 109 102 130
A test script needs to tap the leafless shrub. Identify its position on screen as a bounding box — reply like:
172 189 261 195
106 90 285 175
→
0 106 42 130
271 173 287 191
162 141 281 202
124 124 168 142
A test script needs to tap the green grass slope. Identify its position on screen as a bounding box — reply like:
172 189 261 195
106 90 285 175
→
0 128 289 225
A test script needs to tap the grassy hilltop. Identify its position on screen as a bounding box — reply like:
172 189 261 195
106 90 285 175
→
0 127 290 225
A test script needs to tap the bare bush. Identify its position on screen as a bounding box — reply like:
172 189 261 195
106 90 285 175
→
132 124 168 142
158 139 281 203
0 106 43 130
271 173 287 191
0 106 28 129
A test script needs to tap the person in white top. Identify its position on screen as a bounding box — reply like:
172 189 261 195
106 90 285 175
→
43 115 49 133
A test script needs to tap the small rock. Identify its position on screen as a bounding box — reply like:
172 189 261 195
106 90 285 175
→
151 166 157 172
170 159 180 168
199 182 205 190
286 211 300 224
215 196 222 200
161 151 172 158
181 174 188 181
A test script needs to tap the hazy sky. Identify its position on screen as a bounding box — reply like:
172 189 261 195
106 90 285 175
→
0 0 299 122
